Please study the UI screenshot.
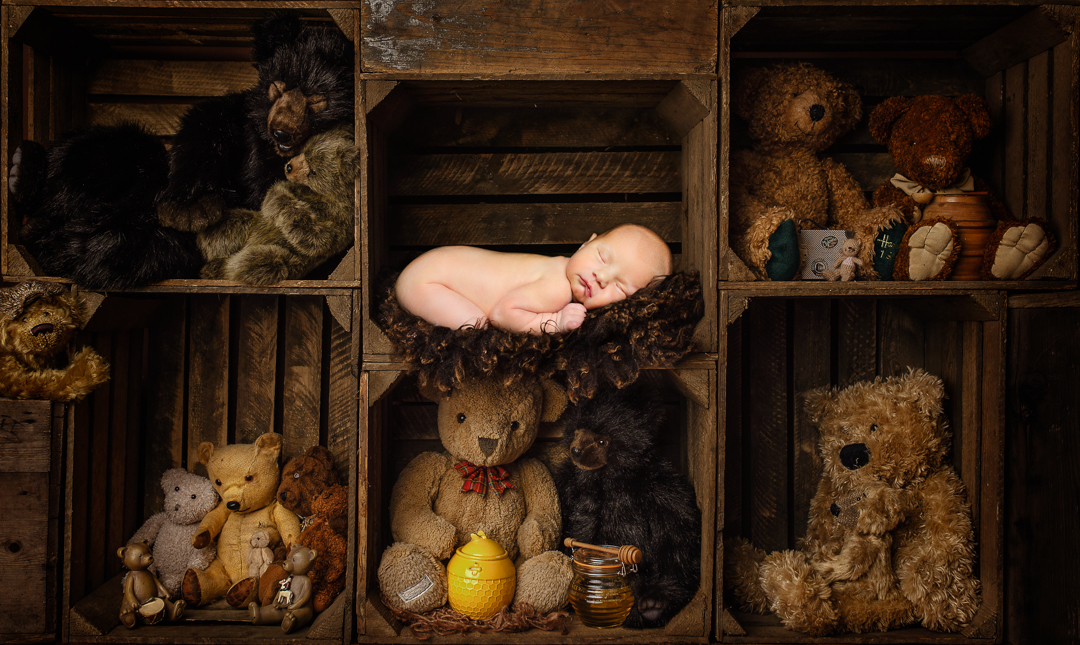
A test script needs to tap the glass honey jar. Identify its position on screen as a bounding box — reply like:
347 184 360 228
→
567 545 636 628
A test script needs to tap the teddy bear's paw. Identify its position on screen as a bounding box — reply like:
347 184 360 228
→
181 568 203 606
514 550 572 614
898 221 956 280
227 245 293 285
377 543 447 614
723 536 769 613
760 550 838 636
226 577 259 608
764 217 800 281
636 597 668 624
986 220 1054 280
157 194 226 233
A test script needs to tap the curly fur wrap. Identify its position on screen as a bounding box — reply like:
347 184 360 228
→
377 271 703 401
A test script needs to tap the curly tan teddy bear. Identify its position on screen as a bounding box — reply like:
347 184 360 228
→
0 281 109 401
870 94 1055 280
725 369 980 636
378 376 573 617
730 62 905 280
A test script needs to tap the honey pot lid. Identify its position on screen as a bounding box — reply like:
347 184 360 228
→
456 531 508 560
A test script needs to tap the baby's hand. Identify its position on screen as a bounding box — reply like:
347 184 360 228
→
556 303 587 332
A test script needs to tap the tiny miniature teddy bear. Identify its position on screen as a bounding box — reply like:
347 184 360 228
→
181 432 301 608
729 62 905 280
822 238 863 282
117 541 185 628
725 368 980 636
0 281 110 402
250 544 319 634
869 94 1055 280
555 382 701 628
378 376 573 616
196 125 359 284
127 468 218 597
247 529 278 580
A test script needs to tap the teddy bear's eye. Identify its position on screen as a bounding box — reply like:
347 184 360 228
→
43 311 50 316
293 471 301 479
245 475 253 482
175 486 180 492
457 413 466 423
597 439 607 447
870 424 878 432
215 480 222 486
510 421 520 432
191 494 196 499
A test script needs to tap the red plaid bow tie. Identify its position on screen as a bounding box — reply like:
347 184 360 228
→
454 461 515 497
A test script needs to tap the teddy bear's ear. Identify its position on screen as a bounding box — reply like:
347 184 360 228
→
868 96 914 143
254 432 284 461
802 386 838 425
539 378 569 423
305 445 335 471
197 441 215 465
417 378 447 402
160 468 184 489
116 546 127 558
731 66 768 121
953 94 993 140
831 79 863 135
58 292 86 329
897 368 945 419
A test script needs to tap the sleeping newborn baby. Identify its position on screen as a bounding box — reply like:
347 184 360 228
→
395 224 672 335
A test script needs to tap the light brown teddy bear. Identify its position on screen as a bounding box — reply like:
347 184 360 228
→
730 62 905 280
378 376 573 617
181 432 301 607
0 280 110 401
117 541 185 628
725 368 980 636
822 238 863 282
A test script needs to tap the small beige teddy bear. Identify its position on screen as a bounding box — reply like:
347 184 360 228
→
247 527 278 580
823 238 863 282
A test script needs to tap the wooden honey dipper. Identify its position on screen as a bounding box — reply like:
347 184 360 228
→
563 538 643 565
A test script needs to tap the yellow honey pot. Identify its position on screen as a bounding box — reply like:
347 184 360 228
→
446 531 516 620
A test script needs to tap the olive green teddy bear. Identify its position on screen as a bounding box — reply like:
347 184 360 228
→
378 376 573 617
181 432 301 607
197 124 358 284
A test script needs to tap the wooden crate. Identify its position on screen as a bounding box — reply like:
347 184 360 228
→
359 78 719 359
55 293 358 644
721 291 1006 643
0 398 65 644
0 3 362 287
719 3 1080 287
356 367 718 644
360 0 718 76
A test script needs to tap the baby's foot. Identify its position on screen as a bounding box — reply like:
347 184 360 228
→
8 147 22 195
8 142 48 203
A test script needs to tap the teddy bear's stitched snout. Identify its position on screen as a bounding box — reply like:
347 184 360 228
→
478 437 497 457
840 443 870 470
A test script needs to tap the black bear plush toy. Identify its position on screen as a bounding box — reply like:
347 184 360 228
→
8 13 354 289
555 382 701 628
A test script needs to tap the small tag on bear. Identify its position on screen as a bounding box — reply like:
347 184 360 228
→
398 574 434 603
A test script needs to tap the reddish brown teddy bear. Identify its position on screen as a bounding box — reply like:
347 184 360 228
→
257 445 341 609
296 484 349 613
869 94 1055 281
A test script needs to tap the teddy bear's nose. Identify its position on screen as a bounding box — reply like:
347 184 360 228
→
174 504 180 512
923 155 947 169
272 129 292 144
840 443 870 470
809 104 826 122
226 501 241 511
830 503 841 517
478 437 497 457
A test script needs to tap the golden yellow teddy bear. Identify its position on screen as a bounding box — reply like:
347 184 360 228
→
181 432 301 607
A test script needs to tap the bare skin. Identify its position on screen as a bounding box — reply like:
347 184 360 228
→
395 224 672 335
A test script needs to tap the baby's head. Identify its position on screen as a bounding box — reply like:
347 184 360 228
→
566 224 672 310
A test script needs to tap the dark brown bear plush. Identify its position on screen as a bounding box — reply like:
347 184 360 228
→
296 484 349 613
730 62 906 280
869 94 1055 280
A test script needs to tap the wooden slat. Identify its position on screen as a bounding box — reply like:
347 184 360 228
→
1040 32 1079 280
392 106 678 148
1003 61 1027 219
123 330 144 561
1026 49 1050 225
657 80 712 139
746 300 788 552
67 395 91 603
981 312 1006 643
837 299 877 387
187 295 230 476
326 310 356 480
144 298 186 513
87 333 111 593
961 6 1071 77
107 331 131 588
0 398 52 473
388 202 680 247
830 152 895 195
361 0 717 75
790 300 829 543
87 102 189 136
878 300 926 378
681 370 715 637
684 81 718 353
234 295 279 443
960 321 983 530
389 151 681 196
87 60 256 96
0 473 48 637
281 297 324 464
